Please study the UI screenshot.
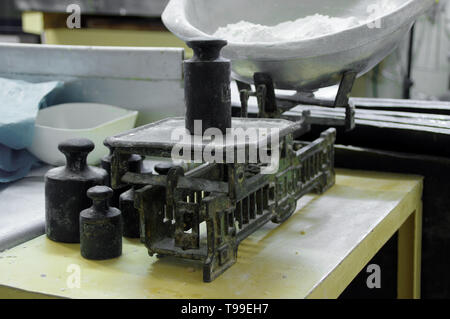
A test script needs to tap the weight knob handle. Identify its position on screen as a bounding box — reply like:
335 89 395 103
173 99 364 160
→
58 138 95 172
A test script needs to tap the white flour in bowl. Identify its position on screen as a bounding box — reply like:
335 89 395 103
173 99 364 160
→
213 2 398 43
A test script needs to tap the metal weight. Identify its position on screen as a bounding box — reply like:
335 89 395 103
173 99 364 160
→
184 38 231 135
101 143 143 208
119 162 181 238
80 186 123 260
119 187 140 238
154 162 180 175
45 138 108 243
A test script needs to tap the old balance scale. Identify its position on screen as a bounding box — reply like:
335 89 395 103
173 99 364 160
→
47 0 432 282
105 37 341 282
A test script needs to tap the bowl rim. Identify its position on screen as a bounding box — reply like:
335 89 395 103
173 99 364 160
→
162 0 432 60
34 103 139 132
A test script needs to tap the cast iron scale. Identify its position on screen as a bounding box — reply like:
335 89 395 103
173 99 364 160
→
105 39 356 282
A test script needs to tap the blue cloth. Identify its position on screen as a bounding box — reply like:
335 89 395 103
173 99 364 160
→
0 78 61 183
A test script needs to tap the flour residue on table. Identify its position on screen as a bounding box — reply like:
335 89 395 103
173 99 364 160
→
213 1 399 43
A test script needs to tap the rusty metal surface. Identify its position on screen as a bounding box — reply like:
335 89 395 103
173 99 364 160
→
105 117 300 150
105 68 346 281
109 118 336 281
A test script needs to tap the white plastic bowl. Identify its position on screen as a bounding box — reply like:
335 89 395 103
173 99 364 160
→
28 103 138 166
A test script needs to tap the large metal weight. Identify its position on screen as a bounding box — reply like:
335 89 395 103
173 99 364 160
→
45 138 107 243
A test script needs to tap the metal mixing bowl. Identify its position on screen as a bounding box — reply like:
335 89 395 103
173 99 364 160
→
162 0 433 91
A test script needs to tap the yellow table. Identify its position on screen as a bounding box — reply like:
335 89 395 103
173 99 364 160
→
0 169 422 299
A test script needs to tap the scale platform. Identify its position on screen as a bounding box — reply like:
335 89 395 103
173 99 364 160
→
105 117 307 157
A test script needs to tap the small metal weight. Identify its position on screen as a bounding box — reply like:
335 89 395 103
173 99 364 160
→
101 144 143 208
119 162 179 238
45 138 108 243
119 187 140 238
154 162 180 175
80 186 122 260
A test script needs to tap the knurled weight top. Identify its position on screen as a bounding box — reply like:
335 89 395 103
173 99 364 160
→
88 185 113 210
184 38 231 136
187 39 228 61
80 186 123 260
59 138 94 172
45 138 108 243
154 162 180 175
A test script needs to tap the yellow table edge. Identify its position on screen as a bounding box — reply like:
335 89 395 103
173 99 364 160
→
306 176 422 298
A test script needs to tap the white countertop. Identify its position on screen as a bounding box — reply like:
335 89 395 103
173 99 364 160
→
0 166 49 252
